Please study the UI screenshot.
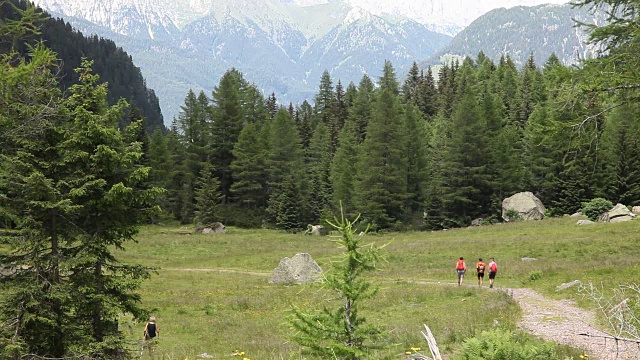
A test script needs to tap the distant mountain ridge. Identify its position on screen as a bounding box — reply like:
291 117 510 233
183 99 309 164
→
427 3 606 67
32 0 452 122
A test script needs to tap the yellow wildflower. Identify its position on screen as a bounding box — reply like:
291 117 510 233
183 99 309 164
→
411 347 421 351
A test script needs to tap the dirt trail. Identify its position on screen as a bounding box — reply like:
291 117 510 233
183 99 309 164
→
509 287 639 360
163 268 639 359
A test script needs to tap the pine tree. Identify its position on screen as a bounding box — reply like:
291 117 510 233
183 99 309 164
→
402 61 421 104
404 104 429 215
442 89 492 225
314 70 334 129
0 42 71 358
330 120 359 216
329 80 348 154
306 122 332 223
194 162 223 229
349 74 375 143
355 61 408 229
290 209 384 359
416 67 438 118
210 69 245 203
600 104 640 205
230 122 269 208
266 109 305 230
61 60 160 356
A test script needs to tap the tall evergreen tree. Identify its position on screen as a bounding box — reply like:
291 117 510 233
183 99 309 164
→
355 62 408 228
330 120 359 216
349 74 375 144
194 162 223 228
60 61 161 356
306 122 332 223
230 122 269 208
209 69 245 203
266 109 305 230
442 90 492 225
404 104 429 215
0 42 71 358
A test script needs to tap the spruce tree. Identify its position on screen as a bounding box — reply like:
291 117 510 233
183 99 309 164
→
306 122 332 223
442 90 492 225
266 109 305 230
349 74 375 144
194 162 223 229
404 104 429 216
330 120 359 216
355 61 408 229
210 69 245 203
59 60 161 356
230 122 269 208
0 42 71 358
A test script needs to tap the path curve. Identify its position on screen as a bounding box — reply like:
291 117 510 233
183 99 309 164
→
509 287 638 360
161 268 639 359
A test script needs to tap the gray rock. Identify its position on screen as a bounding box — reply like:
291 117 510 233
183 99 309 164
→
502 192 546 221
269 253 322 285
556 280 582 292
521 257 538 261
577 219 594 225
199 222 226 234
633 206 640 215
197 354 214 359
610 215 634 223
471 218 483 226
310 225 324 236
570 212 584 218
597 203 635 222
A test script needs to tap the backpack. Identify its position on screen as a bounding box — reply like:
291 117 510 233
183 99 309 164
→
456 260 465 270
490 262 497 273
477 263 485 273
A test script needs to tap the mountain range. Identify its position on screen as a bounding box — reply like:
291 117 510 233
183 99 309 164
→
30 0 597 123
428 3 606 68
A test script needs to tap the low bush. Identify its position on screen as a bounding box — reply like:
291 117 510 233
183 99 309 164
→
454 329 557 360
581 198 613 221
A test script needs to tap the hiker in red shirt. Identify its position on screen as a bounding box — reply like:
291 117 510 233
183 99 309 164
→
456 257 466 286
488 258 498 288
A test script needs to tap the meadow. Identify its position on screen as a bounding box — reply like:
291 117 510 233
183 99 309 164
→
114 216 640 359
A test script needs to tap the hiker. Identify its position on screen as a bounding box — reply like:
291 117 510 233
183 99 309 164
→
476 258 486 286
488 258 498 288
143 316 159 353
456 257 466 286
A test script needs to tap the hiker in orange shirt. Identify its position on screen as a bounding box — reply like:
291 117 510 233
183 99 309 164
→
476 258 487 286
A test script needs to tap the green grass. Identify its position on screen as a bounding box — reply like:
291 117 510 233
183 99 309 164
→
112 216 640 359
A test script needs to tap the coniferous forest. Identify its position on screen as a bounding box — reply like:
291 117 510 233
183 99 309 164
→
1 0 640 357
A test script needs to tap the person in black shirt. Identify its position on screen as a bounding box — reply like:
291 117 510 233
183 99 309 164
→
143 316 159 353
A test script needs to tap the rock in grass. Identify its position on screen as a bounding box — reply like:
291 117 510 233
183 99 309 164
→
577 219 594 225
269 253 322 285
556 280 582 292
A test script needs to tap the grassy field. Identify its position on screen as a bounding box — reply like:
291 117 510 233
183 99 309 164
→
113 216 640 359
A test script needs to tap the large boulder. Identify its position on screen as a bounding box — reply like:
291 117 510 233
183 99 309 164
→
502 192 545 221
198 222 226 234
269 253 322 285
597 203 636 223
632 206 640 215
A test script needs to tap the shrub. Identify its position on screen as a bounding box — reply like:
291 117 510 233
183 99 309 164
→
455 329 557 360
529 271 543 281
504 209 523 222
580 198 613 221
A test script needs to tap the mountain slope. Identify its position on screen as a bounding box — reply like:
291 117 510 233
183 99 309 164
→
427 3 605 67
2 0 165 131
